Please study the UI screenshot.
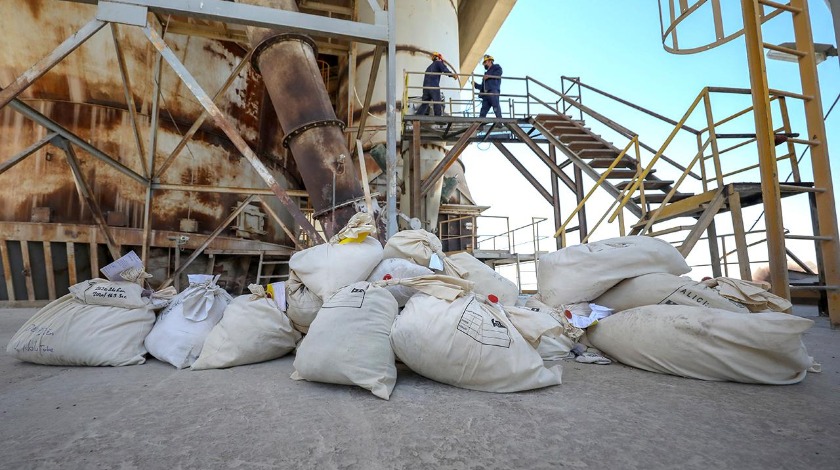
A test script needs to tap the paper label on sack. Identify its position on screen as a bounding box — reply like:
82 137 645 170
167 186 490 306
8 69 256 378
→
100 251 144 282
428 253 444 271
187 274 215 284
269 281 287 311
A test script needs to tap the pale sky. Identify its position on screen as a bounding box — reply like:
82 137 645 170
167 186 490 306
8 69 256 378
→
454 0 839 288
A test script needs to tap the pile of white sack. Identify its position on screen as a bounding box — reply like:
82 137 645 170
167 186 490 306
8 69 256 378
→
6 225 819 398
535 235 819 385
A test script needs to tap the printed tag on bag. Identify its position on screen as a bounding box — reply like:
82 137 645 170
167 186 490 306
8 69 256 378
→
429 253 444 271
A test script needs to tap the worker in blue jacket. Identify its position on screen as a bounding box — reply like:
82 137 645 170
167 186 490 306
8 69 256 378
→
475 54 503 118
416 52 456 116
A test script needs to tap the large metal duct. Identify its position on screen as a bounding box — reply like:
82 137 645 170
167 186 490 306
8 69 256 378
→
239 0 363 237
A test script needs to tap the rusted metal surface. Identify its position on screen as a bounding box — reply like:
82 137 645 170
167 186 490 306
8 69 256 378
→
245 2 363 236
0 17 106 111
420 122 480 196
143 23 324 243
159 195 259 289
56 138 122 261
0 132 56 175
0 0 299 248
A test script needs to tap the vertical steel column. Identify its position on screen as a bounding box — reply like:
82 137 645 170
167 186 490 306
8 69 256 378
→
549 146 562 250
740 0 789 301
385 0 398 238
141 20 164 265
792 0 840 323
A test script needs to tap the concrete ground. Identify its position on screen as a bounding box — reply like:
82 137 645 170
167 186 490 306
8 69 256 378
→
0 307 838 470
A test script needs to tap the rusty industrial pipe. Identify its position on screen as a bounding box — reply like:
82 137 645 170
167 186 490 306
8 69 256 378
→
238 0 363 238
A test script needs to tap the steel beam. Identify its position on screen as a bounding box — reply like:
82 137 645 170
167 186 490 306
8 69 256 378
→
55 138 122 261
505 123 577 193
70 0 387 44
152 183 308 197
159 195 257 289
493 142 553 204
8 98 147 185
355 44 384 146
257 196 304 250
740 0 789 301
411 121 421 218
111 23 147 177
0 18 106 111
385 0 397 237
549 145 563 249
420 122 481 196
792 0 840 324
142 24 323 244
0 133 57 176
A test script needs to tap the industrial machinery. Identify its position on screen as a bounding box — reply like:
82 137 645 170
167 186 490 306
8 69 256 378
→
0 0 837 327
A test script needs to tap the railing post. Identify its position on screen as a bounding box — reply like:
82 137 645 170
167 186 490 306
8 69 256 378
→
526 78 531 117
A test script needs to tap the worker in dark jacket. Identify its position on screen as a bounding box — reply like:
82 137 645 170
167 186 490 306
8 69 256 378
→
415 52 456 116
475 54 503 118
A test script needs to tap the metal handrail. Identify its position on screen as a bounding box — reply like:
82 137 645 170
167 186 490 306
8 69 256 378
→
554 137 638 238
561 76 701 134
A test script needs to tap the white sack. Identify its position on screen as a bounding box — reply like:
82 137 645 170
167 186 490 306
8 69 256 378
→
587 304 814 384
192 285 301 370
381 229 465 277
505 304 581 361
702 277 792 312
448 252 519 306
367 258 433 307
537 236 690 306
68 279 148 309
288 237 382 299
391 293 562 392
594 272 750 313
6 294 155 366
144 275 233 369
284 269 323 333
292 282 399 400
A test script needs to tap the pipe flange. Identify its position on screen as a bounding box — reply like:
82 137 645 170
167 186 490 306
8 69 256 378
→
282 119 347 148
251 33 319 74
312 192 381 219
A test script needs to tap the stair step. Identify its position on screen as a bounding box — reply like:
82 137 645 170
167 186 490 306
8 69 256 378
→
576 148 620 158
616 180 675 190
589 158 635 169
544 124 589 135
556 133 597 143
631 193 693 204
604 169 655 179
567 140 607 151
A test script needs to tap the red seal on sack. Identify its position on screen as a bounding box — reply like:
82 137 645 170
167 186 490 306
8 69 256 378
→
564 310 573 319
383 274 393 280
487 294 499 303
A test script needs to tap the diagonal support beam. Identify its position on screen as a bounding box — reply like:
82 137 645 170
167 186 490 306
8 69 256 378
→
258 197 305 250
505 123 576 193
142 24 324 245
355 44 384 147
155 49 253 179
159 195 257 289
493 142 552 204
0 132 57 176
678 188 726 257
55 138 121 261
419 122 481 196
8 97 147 185
111 23 147 177
0 18 106 111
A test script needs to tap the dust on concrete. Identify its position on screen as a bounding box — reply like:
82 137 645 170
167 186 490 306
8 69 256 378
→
0 307 838 469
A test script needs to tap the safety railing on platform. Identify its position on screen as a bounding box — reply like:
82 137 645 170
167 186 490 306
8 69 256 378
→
402 70 811 246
